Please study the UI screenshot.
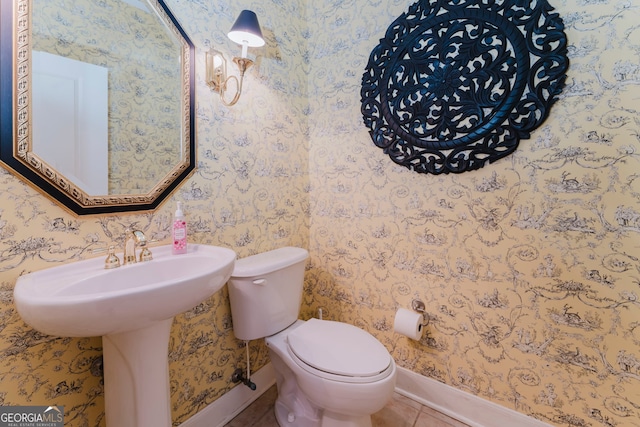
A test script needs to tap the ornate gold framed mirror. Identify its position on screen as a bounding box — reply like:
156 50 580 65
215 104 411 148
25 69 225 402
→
0 0 195 215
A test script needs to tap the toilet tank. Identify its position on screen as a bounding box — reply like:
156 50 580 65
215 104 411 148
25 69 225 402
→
228 247 309 340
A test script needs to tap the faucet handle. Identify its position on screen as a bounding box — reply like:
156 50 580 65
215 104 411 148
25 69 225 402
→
92 245 121 269
104 245 121 269
139 246 153 262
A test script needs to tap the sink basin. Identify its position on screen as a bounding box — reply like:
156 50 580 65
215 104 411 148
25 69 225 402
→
14 243 236 337
13 243 236 427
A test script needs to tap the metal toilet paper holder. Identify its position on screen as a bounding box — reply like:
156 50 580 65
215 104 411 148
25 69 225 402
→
411 299 430 328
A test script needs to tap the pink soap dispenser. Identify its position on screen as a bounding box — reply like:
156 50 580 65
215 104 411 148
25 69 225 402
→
172 202 187 254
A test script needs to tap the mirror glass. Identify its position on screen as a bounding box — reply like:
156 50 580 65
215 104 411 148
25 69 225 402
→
0 0 195 215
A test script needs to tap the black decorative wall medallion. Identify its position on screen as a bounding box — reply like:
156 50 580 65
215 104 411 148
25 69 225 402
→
361 0 568 174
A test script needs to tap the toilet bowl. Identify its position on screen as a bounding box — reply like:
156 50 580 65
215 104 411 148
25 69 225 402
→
266 319 396 427
227 247 397 427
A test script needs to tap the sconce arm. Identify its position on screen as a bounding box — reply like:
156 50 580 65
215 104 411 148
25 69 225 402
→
218 57 254 107
206 49 255 107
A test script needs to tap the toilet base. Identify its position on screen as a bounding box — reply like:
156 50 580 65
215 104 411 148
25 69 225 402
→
270 340 376 427
271 341 321 427
274 396 322 427
320 411 372 427
266 320 395 427
274 396 320 427
273 394 373 427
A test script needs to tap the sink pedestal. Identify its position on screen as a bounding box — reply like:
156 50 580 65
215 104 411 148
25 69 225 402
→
102 318 173 427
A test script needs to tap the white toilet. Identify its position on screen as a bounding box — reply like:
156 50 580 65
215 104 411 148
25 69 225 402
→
228 247 397 427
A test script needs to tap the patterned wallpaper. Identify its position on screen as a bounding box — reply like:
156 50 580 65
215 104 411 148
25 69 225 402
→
0 0 308 425
32 0 182 195
0 1 638 427
304 1 640 427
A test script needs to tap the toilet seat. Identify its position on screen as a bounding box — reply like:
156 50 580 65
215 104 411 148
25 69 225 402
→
286 318 393 383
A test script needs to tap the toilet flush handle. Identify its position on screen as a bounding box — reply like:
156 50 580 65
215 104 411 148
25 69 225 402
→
252 278 266 285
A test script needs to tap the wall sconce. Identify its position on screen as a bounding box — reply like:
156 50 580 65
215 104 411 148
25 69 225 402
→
206 10 265 106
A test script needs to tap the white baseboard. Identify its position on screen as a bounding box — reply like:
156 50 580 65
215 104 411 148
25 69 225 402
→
179 363 276 427
395 366 553 427
179 363 552 427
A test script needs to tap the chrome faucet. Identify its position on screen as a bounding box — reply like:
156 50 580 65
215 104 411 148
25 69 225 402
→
123 229 153 264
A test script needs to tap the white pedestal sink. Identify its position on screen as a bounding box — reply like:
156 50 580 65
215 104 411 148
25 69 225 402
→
14 244 236 427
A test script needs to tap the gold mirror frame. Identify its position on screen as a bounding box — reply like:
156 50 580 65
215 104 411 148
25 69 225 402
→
0 0 196 215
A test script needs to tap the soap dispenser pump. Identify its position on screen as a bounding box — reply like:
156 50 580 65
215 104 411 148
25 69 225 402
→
172 202 187 254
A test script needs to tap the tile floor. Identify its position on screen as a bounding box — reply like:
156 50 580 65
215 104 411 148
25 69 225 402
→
225 385 471 427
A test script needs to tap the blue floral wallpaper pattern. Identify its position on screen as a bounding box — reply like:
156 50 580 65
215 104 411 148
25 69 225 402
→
304 0 640 426
0 0 639 427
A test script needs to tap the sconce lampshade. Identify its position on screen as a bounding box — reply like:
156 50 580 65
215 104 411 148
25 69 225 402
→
228 10 265 47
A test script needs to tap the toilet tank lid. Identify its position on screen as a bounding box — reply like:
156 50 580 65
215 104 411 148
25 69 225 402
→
231 247 309 278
